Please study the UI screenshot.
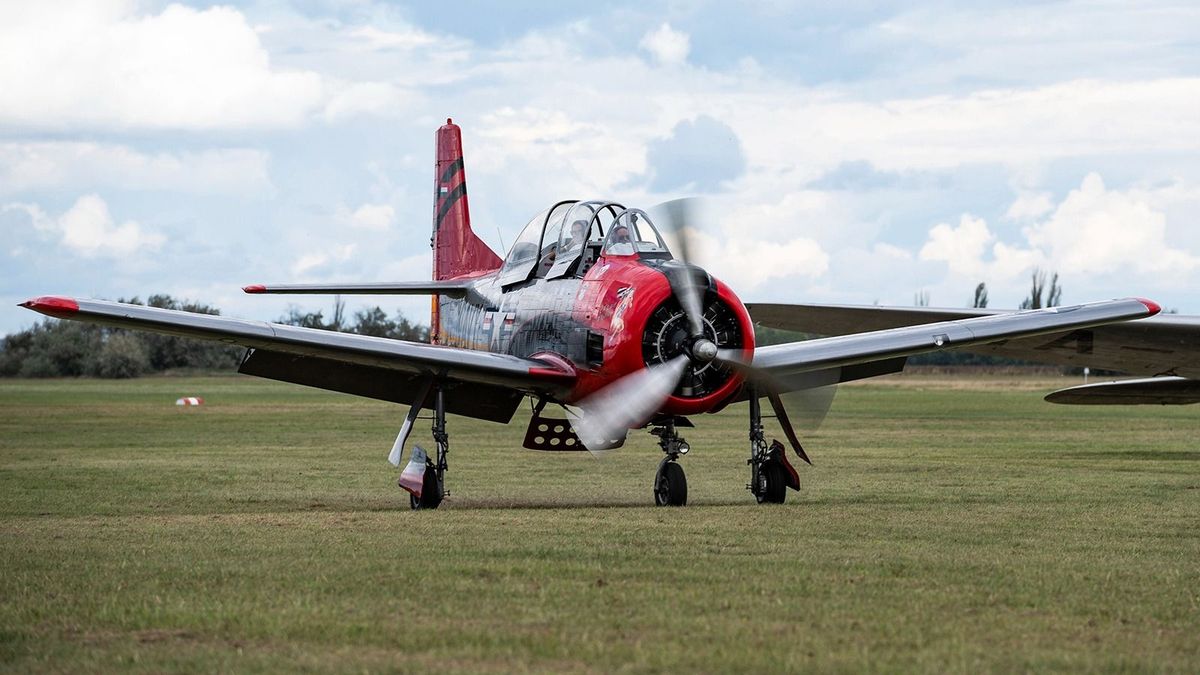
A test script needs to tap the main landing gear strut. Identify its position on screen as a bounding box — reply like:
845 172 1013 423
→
405 386 449 510
747 389 800 504
651 418 689 506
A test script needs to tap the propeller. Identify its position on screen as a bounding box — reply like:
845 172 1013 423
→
570 198 838 458
573 356 689 452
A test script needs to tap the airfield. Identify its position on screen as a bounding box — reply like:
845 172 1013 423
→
1 373 1196 672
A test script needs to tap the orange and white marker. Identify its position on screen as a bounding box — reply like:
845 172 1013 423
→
175 397 204 406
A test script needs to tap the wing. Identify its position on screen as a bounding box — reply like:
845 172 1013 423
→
1045 376 1200 405
747 298 1160 385
747 301 1200 379
20 296 573 423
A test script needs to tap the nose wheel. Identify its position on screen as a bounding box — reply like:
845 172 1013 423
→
650 418 689 506
654 458 688 506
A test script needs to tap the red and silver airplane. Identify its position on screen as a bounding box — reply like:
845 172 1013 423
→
20 120 1163 509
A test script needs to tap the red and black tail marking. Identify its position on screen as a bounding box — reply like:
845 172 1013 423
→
432 119 502 282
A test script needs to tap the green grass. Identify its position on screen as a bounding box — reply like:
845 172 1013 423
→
1 375 1197 673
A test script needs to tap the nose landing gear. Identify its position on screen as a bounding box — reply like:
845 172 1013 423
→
651 418 689 506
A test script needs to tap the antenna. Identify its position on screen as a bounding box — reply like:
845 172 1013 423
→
496 226 507 253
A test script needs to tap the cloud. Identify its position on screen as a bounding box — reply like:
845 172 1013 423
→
7 194 165 258
919 173 1199 292
291 244 357 277
323 82 413 122
686 228 829 289
0 1 323 130
1025 173 1198 277
337 203 395 231
0 142 271 195
639 23 690 66
1004 191 1054 220
639 115 746 193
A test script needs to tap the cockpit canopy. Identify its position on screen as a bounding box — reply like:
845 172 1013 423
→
497 200 674 287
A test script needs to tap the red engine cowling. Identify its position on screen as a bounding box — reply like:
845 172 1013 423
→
570 259 755 416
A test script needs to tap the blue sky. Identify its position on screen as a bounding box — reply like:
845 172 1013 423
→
3 0 1200 334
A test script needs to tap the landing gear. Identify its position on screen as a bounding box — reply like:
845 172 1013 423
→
654 459 687 506
747 392 798 504
651 419 689 506
408 387 449 510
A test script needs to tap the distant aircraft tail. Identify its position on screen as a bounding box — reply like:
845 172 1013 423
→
432 119 502 281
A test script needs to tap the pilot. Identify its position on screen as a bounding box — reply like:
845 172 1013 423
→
606 222 635 255
566 219 590 250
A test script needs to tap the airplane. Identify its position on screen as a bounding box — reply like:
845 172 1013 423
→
20 119 1163 509
747 303 1200 405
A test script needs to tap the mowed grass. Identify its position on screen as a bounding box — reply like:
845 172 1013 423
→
0 375 1197 673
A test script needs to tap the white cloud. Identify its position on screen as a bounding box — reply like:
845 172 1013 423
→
687 229 829 289
639 23 690 66
1004 191 1054 220
919 173 1199 297
920 215 995 278
323 82 412 122
0 1 323 130
0 142 271 195
347 25 438 51
337 203 395 231
291 244 357 277
6 194 165 258
1025 173 1198 277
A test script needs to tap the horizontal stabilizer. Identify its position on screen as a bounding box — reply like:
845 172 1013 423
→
243 281 492 307
246 280 463 297
1045 376 1200 405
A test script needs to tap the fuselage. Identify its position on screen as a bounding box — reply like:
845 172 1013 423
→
435 240 756 416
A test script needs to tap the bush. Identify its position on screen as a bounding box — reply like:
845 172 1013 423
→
92 333 149 379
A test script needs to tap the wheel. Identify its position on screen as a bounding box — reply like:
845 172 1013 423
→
654 461 688 506
409 468 444 510
755 461 787 504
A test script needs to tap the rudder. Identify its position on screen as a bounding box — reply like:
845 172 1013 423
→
432 119 502 281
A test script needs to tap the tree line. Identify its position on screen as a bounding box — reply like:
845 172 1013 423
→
0 294 427 379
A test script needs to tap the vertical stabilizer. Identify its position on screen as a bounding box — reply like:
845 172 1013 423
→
432 119 503 281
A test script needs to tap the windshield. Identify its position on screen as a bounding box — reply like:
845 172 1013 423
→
498 201 574 286
601 209 670 257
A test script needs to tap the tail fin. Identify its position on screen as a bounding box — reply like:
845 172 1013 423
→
432 119 503 281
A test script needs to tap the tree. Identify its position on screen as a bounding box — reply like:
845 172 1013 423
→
1019 268 1062 309
92 333 150 378
972 282 988 309
914 290 930 307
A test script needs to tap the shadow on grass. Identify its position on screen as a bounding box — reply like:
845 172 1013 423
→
1057 450 1200 461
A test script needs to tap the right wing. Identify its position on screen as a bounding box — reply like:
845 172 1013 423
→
747 301 1200 379
746 298 1161 385
20 296 573 423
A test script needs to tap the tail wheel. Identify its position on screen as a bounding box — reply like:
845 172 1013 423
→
410 469 444 510
654 461 688 507
756 462 787 504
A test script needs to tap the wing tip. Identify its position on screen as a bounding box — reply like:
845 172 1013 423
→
19 296 79 317
1135 297 1162 316
243 284 266 294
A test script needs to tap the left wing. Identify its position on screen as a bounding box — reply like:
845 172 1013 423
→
747 298 1160 383
19 296 573 422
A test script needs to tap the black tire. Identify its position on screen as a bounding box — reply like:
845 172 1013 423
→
410 468 443 510
654 461 688 507
756 461 787 504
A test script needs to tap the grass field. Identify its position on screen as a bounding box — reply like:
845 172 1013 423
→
1 374 1197 673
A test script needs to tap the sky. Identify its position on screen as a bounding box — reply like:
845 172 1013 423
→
2 0 1200 334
